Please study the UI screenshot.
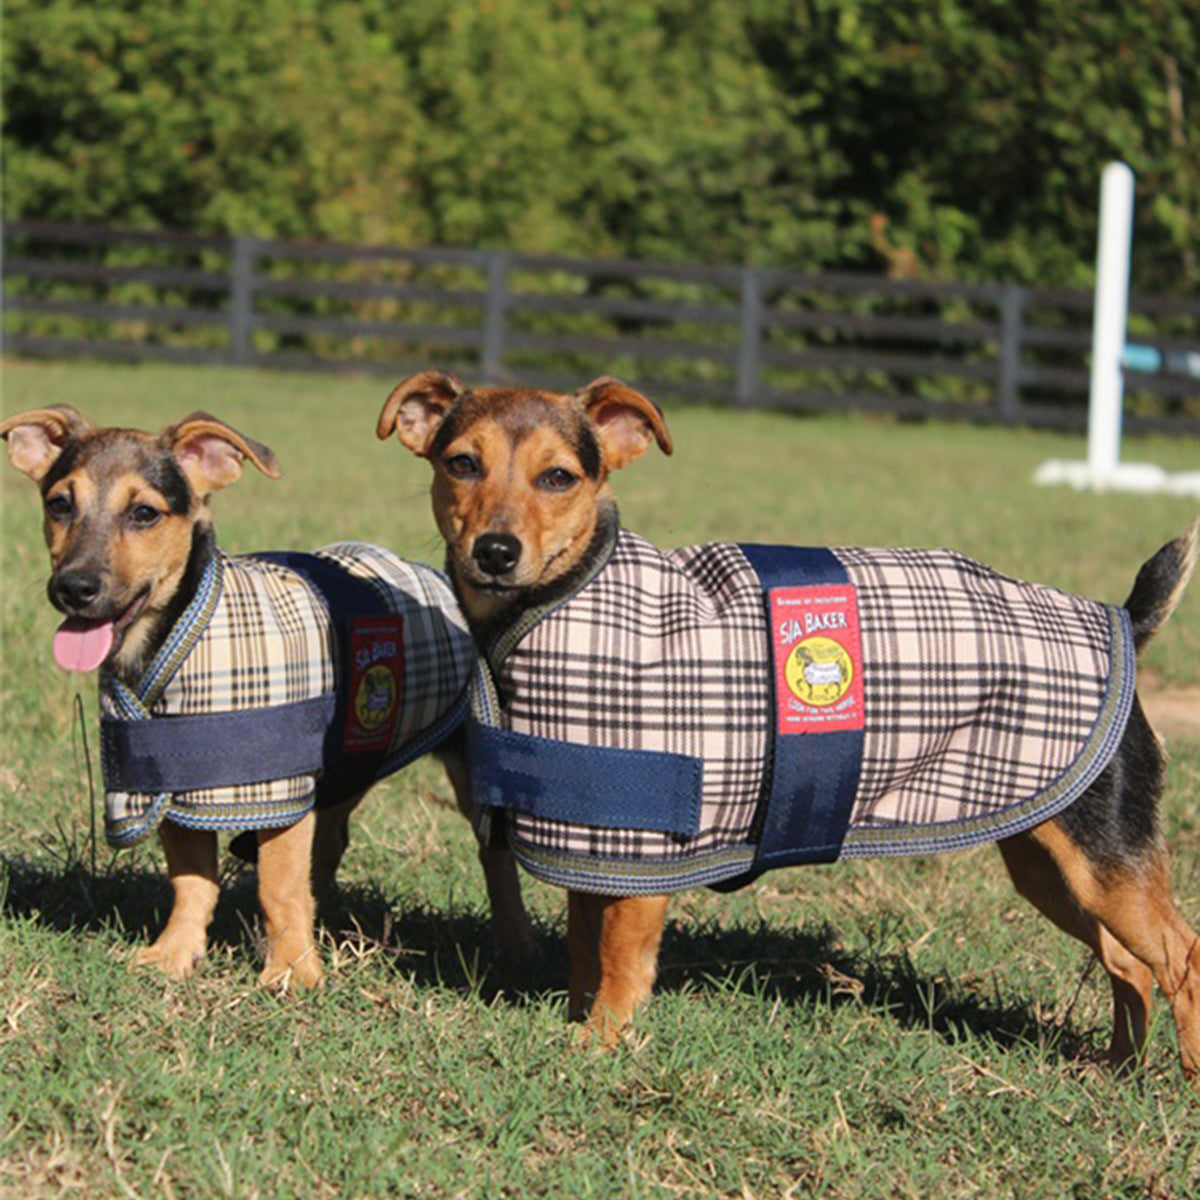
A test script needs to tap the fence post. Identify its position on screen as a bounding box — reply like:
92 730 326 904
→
996 284 1027 421
736 265 763 408
229 235 256 366
481 251 511 380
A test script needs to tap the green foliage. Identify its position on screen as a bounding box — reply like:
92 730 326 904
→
745 0 1199 288
4 0 1197 291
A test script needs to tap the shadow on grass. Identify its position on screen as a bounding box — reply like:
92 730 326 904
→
0 846 561 999
1 850 1102 1067
654 917 1102 1066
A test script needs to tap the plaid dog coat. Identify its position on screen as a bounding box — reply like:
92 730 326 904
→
101 543 472 847
469 526 1136 894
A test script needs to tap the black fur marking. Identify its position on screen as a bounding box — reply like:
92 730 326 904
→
1123 529 1195 650
429 393 602 480
430 407 466 460
141 450 193 515
575 425 601 480
1057 698 1162 867
39 442 82 495
40 438 193 515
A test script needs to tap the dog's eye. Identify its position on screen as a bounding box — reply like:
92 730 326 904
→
128 504 163 528
537 468 578 492
45 494 72 521
444 454 481 480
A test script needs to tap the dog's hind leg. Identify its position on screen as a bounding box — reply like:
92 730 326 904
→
998 830 1155 1070
566 891 604 1025
1072 844 1200 1081
133 822 219 979
1003 821 1200 1080
257 811 323 989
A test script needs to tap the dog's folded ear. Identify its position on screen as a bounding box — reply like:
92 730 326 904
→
578 377 673 470
377 371 465 456
0 405 94 483
164 412 282 498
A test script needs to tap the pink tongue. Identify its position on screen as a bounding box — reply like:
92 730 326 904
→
53 618 116 672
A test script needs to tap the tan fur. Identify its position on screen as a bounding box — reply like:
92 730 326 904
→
385 370 1200 1080
434 422 608 598
256 811 322 989
132 821 221 979
567 892 669 1046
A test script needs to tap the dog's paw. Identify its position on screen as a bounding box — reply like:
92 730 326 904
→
572 1010 627 1052
131 936 205 979
573 1023 621 1053
259 945 324 992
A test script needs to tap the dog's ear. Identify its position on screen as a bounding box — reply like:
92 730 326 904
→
0 405 94 483
377 371 465 456
578 377 672 470
164 412 282 498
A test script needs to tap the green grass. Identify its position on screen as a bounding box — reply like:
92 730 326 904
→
2 359 1199 1199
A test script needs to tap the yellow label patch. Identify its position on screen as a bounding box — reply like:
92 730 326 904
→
784 635 853 707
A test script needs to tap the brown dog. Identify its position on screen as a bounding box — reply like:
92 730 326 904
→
2 405 530 988
380 369 1200 1080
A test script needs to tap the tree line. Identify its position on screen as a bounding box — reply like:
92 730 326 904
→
4 0 1196 293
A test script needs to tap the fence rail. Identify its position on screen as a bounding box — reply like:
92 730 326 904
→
3 219 1197 434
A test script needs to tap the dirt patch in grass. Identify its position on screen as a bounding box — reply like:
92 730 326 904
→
1140 680 1200 740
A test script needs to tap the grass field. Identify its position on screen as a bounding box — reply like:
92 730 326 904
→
2 359 1199 1199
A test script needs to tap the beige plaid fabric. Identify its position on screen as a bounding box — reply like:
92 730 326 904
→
104 543 471 847
480 529 1135 892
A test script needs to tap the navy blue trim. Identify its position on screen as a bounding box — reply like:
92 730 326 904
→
726 544 865 884
468 720 702 838
251 551 385 625
101 695 335 792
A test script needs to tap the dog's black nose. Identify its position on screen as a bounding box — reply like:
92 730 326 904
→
473 533 522 577
52 569 102 613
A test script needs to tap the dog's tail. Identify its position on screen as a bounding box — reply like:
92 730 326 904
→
1123 517 1199 652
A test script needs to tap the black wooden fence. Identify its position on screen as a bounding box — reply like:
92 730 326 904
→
3 219 1197 433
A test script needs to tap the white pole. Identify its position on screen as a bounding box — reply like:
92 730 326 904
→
1086 161 1134 486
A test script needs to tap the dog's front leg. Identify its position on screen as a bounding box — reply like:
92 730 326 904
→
311 795 361 899
439 743 536 958
568 891 669 1046
477 840 536 958
133 822 219 979
256 811 323 989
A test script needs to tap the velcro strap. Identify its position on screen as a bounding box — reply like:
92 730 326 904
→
100 695 335 792
468 720 702 838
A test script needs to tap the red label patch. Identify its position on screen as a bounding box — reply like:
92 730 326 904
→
343 616 404 752
769 585 865 736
